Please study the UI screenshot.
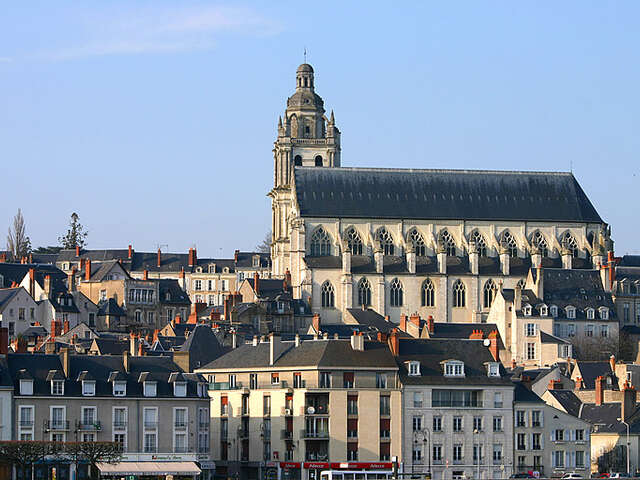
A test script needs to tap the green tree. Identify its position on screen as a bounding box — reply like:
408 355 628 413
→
6 208 31 261
58 212 88 249
33 245 63 254
66 441 123 479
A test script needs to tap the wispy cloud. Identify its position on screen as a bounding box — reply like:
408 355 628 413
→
39 5 281 61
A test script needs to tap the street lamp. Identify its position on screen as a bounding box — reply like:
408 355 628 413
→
474 429 480 480
617 417 631 475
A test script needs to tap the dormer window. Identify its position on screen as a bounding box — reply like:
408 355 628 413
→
253 256 260 267
550 305 558 317
444 361 465 377
143 381 157 397
165 292 171 301
487 362 500 377
174 381 187 397
523 305 532 316
539 305 548 316
51 380 64 396
113 381 126 396
566 306 576 319
82 380 96 396
586 308 595 320
20 379 33 395
600 307 609 320
408 361 421 376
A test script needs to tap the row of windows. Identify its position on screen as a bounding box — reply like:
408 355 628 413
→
413 443 504 463
310 227 582 259
18 378 205 398
193 279 229 291
320 278 498 309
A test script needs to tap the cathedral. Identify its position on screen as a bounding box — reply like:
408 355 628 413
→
270 63 613 324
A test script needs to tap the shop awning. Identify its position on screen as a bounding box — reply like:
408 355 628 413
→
96 461 201 476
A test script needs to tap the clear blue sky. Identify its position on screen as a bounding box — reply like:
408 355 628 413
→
1 1 639 257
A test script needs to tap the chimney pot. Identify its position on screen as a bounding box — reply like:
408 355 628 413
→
595 375 605 406
128 244 133 259
157 248 162 268
143 269 148 281
75 245 80 257
85 260 92 281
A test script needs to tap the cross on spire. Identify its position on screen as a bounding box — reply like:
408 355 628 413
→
304 47 307 63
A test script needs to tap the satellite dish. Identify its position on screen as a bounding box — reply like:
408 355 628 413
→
483 338 491 347
307 406 316 414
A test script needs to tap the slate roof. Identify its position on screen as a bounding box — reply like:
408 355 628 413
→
620 256 640 268
234 252 271 269
6 353 206 398
0 356 14 388
580 403 640 434
575 361 615 389
396 338 512 386
91 338 129 355
21 326 49 339
97 298 126 317
158 279 190 305
514 382 544 403
428 323 505 349
294 167 603 223
246 278 290 301
57 249 130 263
0 263 64 289
179 324 228 371
346 308 396 333
540 331 570 344
0 288 21 311
199 339 398 371
546 390 583 417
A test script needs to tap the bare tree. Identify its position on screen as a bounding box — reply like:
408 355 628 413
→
256 229 272 253
572 336 620 361
6 208 31 261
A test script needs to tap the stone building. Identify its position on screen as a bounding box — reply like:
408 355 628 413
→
269 63 613 325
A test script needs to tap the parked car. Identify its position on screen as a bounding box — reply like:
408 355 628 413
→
561 474 584 480
510 474 534 479
608 474 630 479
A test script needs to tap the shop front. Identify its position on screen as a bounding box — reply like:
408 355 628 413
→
301 463 393 480
96 453 202 479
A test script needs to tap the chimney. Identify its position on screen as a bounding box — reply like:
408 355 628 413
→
548 379 563 390
153 329 159 344
16 336 28 353
610 354 616 373
0 328 8 355
44 275 52 297
85 260 92 281
283 275 288 291
50 320 57 339
67 267 77 292
60 347 71 377
469 329 484 340
511 358 517 370
595 375 605 406
0 252 6 262
75 245 80 257
351 332 365 351
173 351 190 372
253 272 260 296
377 332 388 343
63 320 69 334
295 334 300 347
400 314 407 332
388 329 399 356
312 313 321 334
488 330 499 362
138 340 144 357
28 268 35 297
223 296 230 321
128 244 133 259
234 250 239 263
269 333 284 366
129 333 138 357
622 382 637 421
575 376 583 390
157 249 162 268
174 315 181 325
123 350 130 373
608 251 616 290
409 313 421 328
514 284 522 311
285 269 292 291
535 265 544 299
28 253 32 264
143 269 149 281
427 315 435 335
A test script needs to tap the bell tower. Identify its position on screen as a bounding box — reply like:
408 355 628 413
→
270 63 341 276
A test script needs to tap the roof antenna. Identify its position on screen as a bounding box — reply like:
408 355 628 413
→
304 47 307 64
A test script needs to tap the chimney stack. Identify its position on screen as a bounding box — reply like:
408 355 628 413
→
575 376 583 390
75 245 80 257
400 314 407 332
595 375 606 406
60 347 70 377
350 332 364 351
388 329 399 356
312 313 320 334
67 267 77 292
488 330 499 362
123 350 130 373
548 379 562 390
157 249 162 268
253 272 260 296
234 250 239 263
28 268 35 297
427 315 435 335
63 320 69 334
284 269 292 291
622 382 637 421
128 244 133 259
85 260 92 281
0 252 6 263
188 247 197 267
143 269 149 281
610 354 616 373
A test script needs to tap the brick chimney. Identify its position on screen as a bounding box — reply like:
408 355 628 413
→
427 315 435 335
234 250 239 263
28 253 33 264
469 329 484 340
285 270 292 291
157 248 162 268
0 327 8 355
174 315 181 325
28 268 35 297
409 313 421 328
143 269 149 281
75 245 80 257
610 354 616 373
85 260 92 281
67 267 77 292
223 295 230 321
0 252 6 262
312 314 320 334
488 330 499 362
548 379 562 390
188 248 197 267
575 376 583 390
128 244 133 259
400 314 407 332
595 375 606 406
388 329 399 356
63 320 69 334
622 382 637 421
608 251 616 290
253 272 260 296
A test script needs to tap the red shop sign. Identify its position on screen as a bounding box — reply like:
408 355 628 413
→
304 463 331 469
329 463 393 470
280 462 301 469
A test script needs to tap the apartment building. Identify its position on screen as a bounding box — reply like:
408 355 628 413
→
6 348 211 479
196 333 401 480
395 334 515 480
513 383 591 477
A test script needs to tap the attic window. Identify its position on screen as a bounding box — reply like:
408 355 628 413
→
600 307 609 320
565 306 576 319
20 379 33 395
523 305 532 316
174 381 187 397
253 256 260 267
143 381 157 397
550 305 558 317
113 381 126 396
586 308 595 320
407 361 421 376
540 305 548 316
82 380 96 396
487 363 500 377
444 361 465 377
223 267 230 273
196 267 202 273
51 379 64 396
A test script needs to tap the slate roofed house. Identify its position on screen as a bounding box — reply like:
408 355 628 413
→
0 286 39 339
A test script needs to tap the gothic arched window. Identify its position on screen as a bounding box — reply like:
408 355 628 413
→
310 227 331 257
321 281 335 308
377 228 395 255
294 155 302 166
440 230 456 256
409 229 426 256
315 155 323 167
483 279 497 309
452 280 466 308
345 228 363 255
501 231 518 258
390 278 403 307
516 279 526 290
532 231 549 257
358 278 371 307
421 278 435 307
562 232 579 258
470 231 488 257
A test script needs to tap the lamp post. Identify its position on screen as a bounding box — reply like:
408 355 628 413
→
617 418 631 475
474 429 480 480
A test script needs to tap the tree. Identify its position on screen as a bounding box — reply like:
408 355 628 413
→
33 245 63 254
65 441 122 480
58 212 88 249
6 208 31 261
256 229 272 253
0 441 57 478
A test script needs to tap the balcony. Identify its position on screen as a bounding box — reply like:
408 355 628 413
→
78 421 102 431
174 421 187 430
199 422 210 430
282 406 294 416
302 430 329 439
19 420 34 428
113 421 127 430
303 405 329 415
45 420 70 431
144 421 158 430
281 429 294 440
306 451 329 461
293 379 306 389
209 381 244 391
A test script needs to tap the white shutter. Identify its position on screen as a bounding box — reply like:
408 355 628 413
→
540 410 544 427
